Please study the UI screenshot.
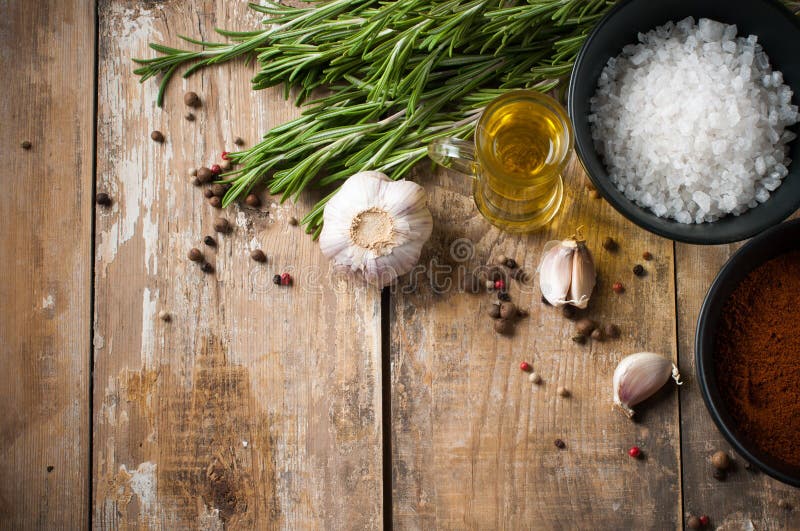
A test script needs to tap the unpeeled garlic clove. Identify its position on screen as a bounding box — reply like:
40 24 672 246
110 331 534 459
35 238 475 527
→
538 236 596 308
613 352 682 418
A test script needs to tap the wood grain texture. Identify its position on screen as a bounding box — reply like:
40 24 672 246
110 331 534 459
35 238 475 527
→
391 157 681 529
0 0 94 528
93 2 382 528
677 241 800 530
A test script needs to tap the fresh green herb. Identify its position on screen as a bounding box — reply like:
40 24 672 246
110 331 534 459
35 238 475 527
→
131 0 611 234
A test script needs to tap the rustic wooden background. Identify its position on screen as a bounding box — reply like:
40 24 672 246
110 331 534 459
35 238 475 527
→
2 0 799 529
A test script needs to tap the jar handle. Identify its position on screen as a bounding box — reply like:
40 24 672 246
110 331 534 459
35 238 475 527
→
428 138 478 177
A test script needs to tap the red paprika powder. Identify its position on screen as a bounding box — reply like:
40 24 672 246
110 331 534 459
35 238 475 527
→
715 250 800 467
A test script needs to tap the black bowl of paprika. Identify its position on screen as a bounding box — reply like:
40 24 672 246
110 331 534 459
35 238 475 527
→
696 218 800 487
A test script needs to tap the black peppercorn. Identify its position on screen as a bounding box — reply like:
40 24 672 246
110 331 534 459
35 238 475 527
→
96 192 112 206
288 216 299 226
497 291 511 302
150 130 164 143
234 137 245 146
602 236 618 251
21 140 32 150
200 262 215 274
633 264 645 276
250 249 267 263
272 274 282 285
562 305 577 320
554 439 566 449
712 469 727 481
603 323 621 339
203 235 216 247
504 258 518 269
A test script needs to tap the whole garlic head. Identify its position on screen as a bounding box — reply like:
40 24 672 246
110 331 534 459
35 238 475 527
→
320 171 433 287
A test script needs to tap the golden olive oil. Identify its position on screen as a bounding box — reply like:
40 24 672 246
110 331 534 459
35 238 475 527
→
473 92 572 232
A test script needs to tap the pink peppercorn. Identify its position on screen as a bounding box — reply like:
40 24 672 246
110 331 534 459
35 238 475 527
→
211 164 222 175
628 446 641 458
699 516 709 527
280 272 292 286
519 361 531 372
494 279 505 290
221 151 231 160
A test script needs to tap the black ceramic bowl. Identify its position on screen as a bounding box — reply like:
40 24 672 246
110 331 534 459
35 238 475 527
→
696 219 800 486
568 0 800 244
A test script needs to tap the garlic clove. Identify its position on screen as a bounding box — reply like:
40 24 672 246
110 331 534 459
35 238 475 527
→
538 239 575 306
567 241 596 309
613 352 682 418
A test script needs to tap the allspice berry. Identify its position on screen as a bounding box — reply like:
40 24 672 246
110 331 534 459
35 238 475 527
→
208 196 222 208
150 130 164 143
687 516 701 529
562 305 577 320
250 249 267 263
183 91 200 107
603 323 621 339
244 194 261 207
96 192 112 206
575 318 597 336
197 167 214 184
200 262 215 274
488 304 501 319
499 302 517 320
494 319 513 335
187 248 203 262
203 188 215 199
711 450 731 470
210 183 228 197
213 217 230 233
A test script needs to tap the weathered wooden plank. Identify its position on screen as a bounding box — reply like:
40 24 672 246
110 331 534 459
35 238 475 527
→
391 157 681 528
93 2 382 528
676 241 800 530
0 0 94 528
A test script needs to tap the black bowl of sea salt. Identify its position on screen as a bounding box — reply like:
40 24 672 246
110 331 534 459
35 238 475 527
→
568 0 800 244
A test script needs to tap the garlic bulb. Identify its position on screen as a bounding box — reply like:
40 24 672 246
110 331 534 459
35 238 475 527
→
320 171 433 287
613 352 683 418
538 236 596 308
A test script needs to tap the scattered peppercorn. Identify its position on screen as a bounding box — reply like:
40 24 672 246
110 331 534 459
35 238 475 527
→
497 291 511 302
200 262 215 274
203 188 215 199
210 183 228 197
46 465 54 473
612 282 625 294
221 151 231 161
628 446 641 458
197 167 214 183
699 516 709 527
209 196 222 208
777 499 792 511
504 258 518 269
21 140 32 150
288 216 299 226
213 217 230 233
245 193 261 207
576 318 597 336
687 516 701 529
280 272 292 286
220 160 232 171
488 304 501 319
633 264 645 277
272 274 281 285
184 112 195 121
562 305 577 319
250 249 267 263
712 469 727 481
496 254 508 266
711 450 730 470
150 130 164 143
96 192 112 206
158 310 171 322
188 248 203 262
557 386 570 397
203 236 216 247
602 236 618 251
234 136 244 146
571 334 586 344
642 251 653 261
183 91 200 107
494 279 505 290
494 319 513 335
554 439 566 449
500 302 517 319
519 361 531 372
210 164 222 175
191 177 201 186
528 372 542 384
603 323 620 339
591 328 604 341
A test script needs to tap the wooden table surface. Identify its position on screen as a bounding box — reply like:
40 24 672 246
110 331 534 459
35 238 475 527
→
2 1 799 529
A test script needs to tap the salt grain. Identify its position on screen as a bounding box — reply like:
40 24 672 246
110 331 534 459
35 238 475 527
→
590 17 798 224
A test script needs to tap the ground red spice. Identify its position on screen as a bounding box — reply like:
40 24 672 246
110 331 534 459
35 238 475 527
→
715 250 800 467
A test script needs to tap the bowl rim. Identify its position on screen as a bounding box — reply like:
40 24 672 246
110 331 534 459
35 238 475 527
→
695 218 800 487
567 0 800 245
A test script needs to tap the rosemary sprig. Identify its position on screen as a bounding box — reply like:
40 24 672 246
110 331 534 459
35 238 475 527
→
134 0 616 233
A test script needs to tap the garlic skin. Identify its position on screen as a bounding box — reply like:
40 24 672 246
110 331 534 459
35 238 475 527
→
320 171 433 288
538 237 596 308
613 352 682 418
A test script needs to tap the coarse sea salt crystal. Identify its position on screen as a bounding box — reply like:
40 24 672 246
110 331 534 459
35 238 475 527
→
590 17 798 224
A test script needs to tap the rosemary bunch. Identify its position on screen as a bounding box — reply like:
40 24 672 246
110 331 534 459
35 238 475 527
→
134 0 613 235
